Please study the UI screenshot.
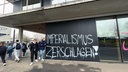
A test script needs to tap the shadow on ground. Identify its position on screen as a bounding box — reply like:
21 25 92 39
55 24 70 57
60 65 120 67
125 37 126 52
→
24 62 102 72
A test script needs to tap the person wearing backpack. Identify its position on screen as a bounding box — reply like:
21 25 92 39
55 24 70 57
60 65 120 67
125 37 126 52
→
22 42 28 57
0 42 7 66
13 40 22 63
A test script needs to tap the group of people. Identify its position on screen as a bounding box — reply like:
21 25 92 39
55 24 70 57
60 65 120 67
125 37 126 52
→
0 38 46 66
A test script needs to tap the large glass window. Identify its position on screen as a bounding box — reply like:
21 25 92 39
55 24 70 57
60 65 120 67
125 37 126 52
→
96 17 121 61
117 15 128 62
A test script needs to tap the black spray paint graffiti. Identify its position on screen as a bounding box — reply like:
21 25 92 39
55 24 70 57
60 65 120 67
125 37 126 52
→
46 34 99 59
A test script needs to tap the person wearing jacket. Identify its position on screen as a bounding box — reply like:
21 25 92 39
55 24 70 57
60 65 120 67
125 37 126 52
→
0 42 7 66
29 39 39 65
7 43 13 59
22 42 28 57
13 40 22 63
38 38 46 62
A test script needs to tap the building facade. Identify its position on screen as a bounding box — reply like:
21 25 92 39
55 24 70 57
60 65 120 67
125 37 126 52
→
0 25 11 42
0 0 128 62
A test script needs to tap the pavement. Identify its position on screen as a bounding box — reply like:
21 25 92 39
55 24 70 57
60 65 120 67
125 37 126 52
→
0 56 128 72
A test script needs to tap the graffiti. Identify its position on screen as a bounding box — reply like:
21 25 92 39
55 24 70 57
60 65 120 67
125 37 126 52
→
122 41 128 51
46 34 99 59
47 34 93 45
46 46 98 59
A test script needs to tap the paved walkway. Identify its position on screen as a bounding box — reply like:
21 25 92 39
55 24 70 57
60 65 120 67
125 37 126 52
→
0 57 128 72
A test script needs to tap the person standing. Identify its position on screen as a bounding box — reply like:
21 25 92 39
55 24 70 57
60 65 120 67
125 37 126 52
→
0 42 7 66
38 38 46 62
13 40 22 63
29 39 39 65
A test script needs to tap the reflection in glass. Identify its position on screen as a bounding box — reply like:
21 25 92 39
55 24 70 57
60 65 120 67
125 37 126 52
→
118 17 128 61
96 18 121 61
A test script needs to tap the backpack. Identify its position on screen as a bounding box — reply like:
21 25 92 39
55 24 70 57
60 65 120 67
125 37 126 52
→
22 43 26 49
7 46 13 51
16 43 21 50
7 46 13 54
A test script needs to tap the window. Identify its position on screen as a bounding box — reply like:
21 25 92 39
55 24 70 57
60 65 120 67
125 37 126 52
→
96 17 121 61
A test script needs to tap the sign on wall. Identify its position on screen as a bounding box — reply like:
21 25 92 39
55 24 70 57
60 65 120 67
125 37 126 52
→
46 18 99 61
